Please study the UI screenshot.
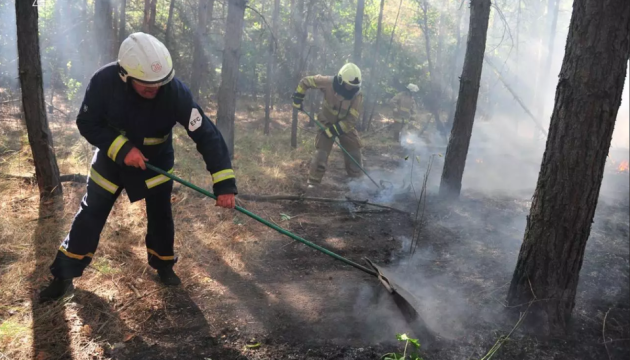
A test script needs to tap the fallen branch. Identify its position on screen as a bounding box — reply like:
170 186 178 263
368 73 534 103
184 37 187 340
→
484 57 548 137
362 122 395 139
237 194 410 215
0 173 87 183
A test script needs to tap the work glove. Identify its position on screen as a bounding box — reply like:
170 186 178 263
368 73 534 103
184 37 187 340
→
292 92 305 110
323 123 344 139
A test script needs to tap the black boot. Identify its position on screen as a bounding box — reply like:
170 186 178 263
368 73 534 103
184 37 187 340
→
39 278 74 303
157 267 181 286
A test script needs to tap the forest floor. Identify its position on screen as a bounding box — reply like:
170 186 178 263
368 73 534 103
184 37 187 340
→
0 101 628 360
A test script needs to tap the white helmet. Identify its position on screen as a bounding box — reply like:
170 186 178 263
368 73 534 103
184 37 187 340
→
407 83 419 92
118 32 174 86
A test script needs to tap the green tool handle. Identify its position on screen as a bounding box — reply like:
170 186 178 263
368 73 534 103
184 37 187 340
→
145 163 377 277
299 110 381 189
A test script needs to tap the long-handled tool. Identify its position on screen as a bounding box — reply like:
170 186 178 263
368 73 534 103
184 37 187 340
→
145 163 433 341
298 109 383 190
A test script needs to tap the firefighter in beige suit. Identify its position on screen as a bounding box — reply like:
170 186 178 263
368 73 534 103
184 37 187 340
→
390 83 419 142
292 63 364 186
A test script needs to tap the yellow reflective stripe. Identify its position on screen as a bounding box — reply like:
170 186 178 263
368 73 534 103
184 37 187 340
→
323 101 339 115
306 77 317 87
349 108 360 117
400 107 411 112
147 248 175 261
296 85 306 94
90 167 119 194
324 128 333 138
107 135 128 161
212 169 235 184
338 121 352 133
143 134 169 145
145 168 174 189
59 247 94 260
332 124 341 135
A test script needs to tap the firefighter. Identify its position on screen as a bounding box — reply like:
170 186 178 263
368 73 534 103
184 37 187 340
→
40 33 237 301
390 83 419 142
292 63 363 187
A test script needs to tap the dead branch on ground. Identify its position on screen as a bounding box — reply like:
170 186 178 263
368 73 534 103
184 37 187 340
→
237 194 410 215
1 173 87 183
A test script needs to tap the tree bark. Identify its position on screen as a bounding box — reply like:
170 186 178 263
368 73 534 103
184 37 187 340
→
94 0 116 66
149 0 158 34
142 0 151 33
353 0 365 66
15 0 62 198
291 108 298 148
118 0 127 44
264 0 280 135
190 0 212 99
165 0 176 48
507 0 629 335
438 0 491 198
216 0 247 158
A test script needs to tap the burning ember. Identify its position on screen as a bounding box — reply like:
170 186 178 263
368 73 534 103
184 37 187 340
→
618 160 629 173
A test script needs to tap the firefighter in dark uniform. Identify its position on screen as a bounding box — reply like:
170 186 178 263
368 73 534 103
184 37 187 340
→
40 33 237 301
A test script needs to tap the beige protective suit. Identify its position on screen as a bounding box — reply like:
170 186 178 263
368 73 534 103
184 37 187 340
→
390 91 416 141
296 75 364 183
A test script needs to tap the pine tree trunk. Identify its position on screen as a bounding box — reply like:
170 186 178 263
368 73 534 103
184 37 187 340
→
149 0 158 34
165 0 176 48
216 0 247 158
438 0 491 199
15 0 62 198
507 0 630 335
118 0 127 43
264 0 280 135
353 0 365 66
95 0 116 66
142 0 151 33
190 0 211 99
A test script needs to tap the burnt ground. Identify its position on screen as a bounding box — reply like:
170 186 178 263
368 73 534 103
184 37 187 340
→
13 136 629 360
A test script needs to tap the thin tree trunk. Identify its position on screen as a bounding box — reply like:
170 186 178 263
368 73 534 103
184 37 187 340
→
15 0 62 198
438 0 491 199
149 0 158 34
507 0 629 335
361 0 385 130
142 0 151 33
353 0 365 66
190 0 211 99
420 0 447 138
291 108 298 148
264 0 280 135
365 0 403 132
216 0 247 158
94 0 116 66
118 0 127 43
165 0 176 48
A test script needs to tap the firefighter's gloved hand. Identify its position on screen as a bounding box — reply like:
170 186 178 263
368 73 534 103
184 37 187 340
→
292 92 305 109
324 123 344 139
215 194 236 209
124 147 148 170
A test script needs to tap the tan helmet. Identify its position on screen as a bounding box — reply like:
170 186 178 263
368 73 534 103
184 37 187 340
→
118 32 174 85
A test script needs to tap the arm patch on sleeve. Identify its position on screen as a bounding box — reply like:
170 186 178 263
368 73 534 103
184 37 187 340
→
189 108 202 132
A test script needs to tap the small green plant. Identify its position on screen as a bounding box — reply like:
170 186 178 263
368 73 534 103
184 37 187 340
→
381 334 424 360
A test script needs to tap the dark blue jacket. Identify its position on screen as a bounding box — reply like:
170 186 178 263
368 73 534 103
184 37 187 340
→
78 63 237 202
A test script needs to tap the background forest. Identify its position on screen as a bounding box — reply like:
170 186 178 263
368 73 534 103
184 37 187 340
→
0 1 628 360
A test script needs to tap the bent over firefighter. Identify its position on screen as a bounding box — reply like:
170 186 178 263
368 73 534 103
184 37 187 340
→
292 63 364 187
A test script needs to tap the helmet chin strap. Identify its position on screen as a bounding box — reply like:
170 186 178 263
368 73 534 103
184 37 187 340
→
333 76 360 100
